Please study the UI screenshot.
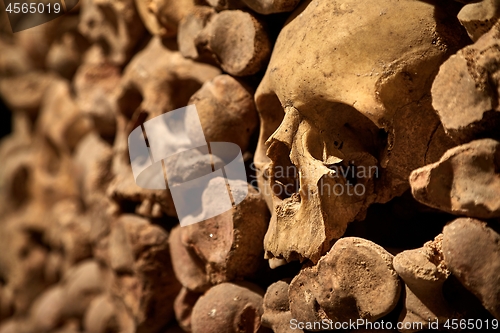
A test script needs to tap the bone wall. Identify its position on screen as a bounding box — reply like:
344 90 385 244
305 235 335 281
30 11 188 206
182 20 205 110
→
0 0 499 332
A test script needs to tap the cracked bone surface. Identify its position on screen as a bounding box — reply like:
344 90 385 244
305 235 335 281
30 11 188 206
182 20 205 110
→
255 0 462 263
288 237 401 325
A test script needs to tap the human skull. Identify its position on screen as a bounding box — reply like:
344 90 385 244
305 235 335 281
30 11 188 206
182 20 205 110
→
254 0 464 263
78 0 145 65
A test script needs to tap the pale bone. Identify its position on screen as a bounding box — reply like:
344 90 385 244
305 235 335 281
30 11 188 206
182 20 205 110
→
410 139 500 219
187 74 259 152
170 182 269 292
116 37 220 120
177 6 215 61
37 79 93 152
254 0 464 263
431 22 500 144
239 0 300 14
135 0 195 37
78 0 145 65
458 0 500 42
45 15 89 79
73 62 121 139
288 237 401 325
262 280 298 333
59 260 113 319
0 72 56 116
109 37 220 217
83 293 136 333
190 282 267 333
394 235 455 332
442 217 500 319
107 215 181 332
195 10 271 76
174 287 201 332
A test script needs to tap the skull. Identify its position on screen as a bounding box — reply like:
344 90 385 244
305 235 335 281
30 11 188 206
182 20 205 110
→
78 0 145 65
254 0 465 263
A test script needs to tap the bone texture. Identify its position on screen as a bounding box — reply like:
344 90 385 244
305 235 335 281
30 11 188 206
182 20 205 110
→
1 0 500 332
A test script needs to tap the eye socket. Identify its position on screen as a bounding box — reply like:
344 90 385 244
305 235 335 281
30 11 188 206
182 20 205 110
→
304 127 344 165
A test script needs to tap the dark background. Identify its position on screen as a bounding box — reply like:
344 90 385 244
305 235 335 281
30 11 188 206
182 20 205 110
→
0 97 11 139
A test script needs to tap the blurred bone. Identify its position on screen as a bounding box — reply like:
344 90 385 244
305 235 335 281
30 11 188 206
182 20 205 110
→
190 282 267 333
78 0 145 65
135 0 195 37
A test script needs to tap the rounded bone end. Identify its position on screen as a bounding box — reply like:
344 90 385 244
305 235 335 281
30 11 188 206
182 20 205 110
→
289 237 401 324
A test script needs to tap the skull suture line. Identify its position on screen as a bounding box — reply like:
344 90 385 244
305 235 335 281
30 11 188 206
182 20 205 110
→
254 0 465 263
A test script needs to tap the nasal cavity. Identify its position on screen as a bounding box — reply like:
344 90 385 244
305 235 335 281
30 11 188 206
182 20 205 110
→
268 141 299 200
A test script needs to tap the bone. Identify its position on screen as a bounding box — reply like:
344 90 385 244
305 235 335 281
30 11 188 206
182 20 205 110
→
240 0 300 14
261 280 298 333
45 17 89 79
178 6 216 61
83 294 136 333
0 286 14 323
73 132 114 204
78 0 145 65
442 218 500 319
170 181 269 290
46 200 93 272
187 74 259 152
410 139 500 219
36 79 93 152
204 0 244 11
107 214 181 332
196 10 271 76
190 282 267 333
116 36 220 119
458 0 500 42
431 21 500 144
0 72 56 115
29 286 65 332
0 39 33 77
2 0 500 329
0 220 53 314
169 225 211 292
174 287 201 332
135 0 195 37
254 0 463 263
394 235 457 331
73 62 121 139
60 260 112 319
110 35 219 218
288 237 401 324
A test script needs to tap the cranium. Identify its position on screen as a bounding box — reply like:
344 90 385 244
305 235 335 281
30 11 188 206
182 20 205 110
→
254 0 464 263
78 0 145 65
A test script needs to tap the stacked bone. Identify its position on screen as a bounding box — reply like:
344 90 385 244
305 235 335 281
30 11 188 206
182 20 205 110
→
0 0 499 332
